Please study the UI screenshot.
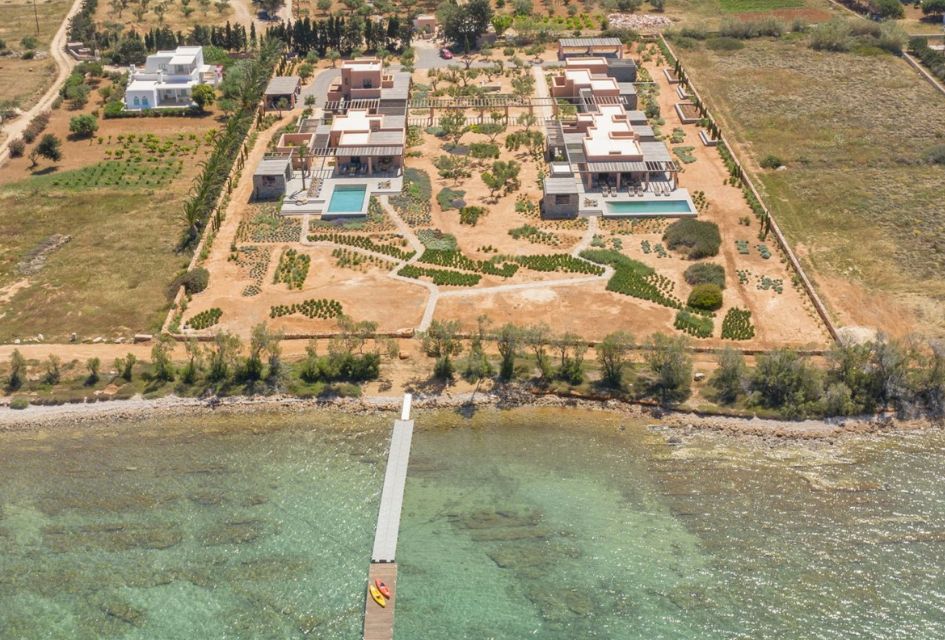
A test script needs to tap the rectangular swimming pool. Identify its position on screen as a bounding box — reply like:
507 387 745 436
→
327 184 367 214
606 199 695 216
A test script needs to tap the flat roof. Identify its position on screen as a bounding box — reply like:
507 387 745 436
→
265 76 300 95
544 176 580 194
581 104 642 160
368 130 404 145
255 157 290 175
560 37 622 48
170 54 196 65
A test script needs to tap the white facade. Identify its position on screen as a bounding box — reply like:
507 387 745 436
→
124 46 222 111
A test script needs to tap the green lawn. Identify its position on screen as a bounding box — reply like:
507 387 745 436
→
676 35 945 332
0 183 191 342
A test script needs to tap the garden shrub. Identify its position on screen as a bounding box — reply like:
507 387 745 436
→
469 142 500 160
10 397 29 410
581 249 683 308
719 17 785 39
927 145 945 165
22 111 50 143
512 254 604 275
684 262 725 289
437 187 465 210
270 298 343 319
9 138 25 157
177 267 210 295
687 283 723 311
720 307 755 340
706 37 744 51
417 229 457 251
760 154 783 169
308 233 414 261
663 219 721 259
186 307 222 330
398 264 481 286
459 206 486 225
273 248 311 289
674 309 713 338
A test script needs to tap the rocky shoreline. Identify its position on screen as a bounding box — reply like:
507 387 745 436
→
0 387 936 443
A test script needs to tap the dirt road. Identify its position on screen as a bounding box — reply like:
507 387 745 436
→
0 0 85 165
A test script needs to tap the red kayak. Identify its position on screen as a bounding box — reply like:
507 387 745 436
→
375 578 392 599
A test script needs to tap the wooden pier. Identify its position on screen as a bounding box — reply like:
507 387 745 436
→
362 394 414 640
363 563 398 640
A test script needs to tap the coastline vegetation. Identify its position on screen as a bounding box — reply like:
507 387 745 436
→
9 323 943 423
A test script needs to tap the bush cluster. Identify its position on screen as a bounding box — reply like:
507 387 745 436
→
684 262 725 289
398 264 481 286
720 307 755 340
508 224 560 246
911 37 945 86
270 298 343 319
719 17 785 39
663 219 722 259
687 283 723 311
178 267 210 295
308 233 414 261
512 254 605 275
22 112 50 143
581 249 682 308
459 206 486 226
419 249 519 278
186 307 222 330
273 248 311 289
674 309 713 338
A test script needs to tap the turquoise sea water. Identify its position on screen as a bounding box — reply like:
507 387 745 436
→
1 407 944 638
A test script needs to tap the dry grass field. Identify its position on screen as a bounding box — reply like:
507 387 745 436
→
0 92 220 342
675 34 945 337
0 0 71 110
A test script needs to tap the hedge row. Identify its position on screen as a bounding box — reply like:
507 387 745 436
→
512 254 605 275
419 249 518 278
186 307 222 330
270 298 343 319
308 233 415 261
398 264 481 286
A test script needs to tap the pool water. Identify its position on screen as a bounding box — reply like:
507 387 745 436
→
606 199 695 216
326 185 367 213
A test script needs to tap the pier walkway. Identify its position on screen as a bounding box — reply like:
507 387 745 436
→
363 395 414 640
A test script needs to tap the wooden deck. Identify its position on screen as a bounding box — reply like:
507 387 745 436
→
363 563 398 640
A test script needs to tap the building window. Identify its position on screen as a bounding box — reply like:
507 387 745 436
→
555 194 571 205
133 96 140 106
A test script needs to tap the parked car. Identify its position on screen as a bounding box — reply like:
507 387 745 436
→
440 48 453 59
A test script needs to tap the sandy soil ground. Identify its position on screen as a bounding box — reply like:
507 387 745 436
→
0 77 220 185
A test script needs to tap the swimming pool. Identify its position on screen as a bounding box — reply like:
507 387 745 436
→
327 184 367 214
606 199 695 216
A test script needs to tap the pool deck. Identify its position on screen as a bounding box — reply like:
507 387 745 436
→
581 187 697 218
280 175 403 216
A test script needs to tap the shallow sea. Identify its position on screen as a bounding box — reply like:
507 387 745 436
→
1 407 943 639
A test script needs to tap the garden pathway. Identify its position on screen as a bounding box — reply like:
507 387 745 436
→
0 0 85 166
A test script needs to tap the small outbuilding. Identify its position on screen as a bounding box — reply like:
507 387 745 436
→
541 176 581 219
264 76 302 110
252 157 293 200
413 14 437 36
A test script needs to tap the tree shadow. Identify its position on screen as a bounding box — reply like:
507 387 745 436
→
30 166 59 176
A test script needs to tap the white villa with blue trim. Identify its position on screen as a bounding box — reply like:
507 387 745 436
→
124 46 222 111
